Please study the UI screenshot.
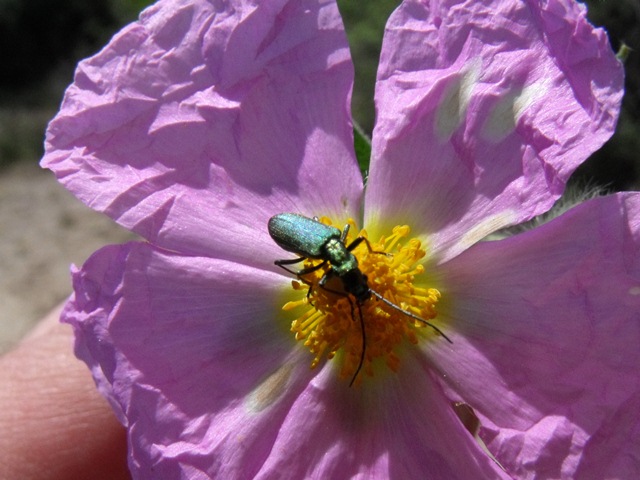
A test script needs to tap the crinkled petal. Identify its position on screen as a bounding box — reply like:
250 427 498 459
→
428 193 640 478
365 0 623 263
252 355 509 479
65 240 508 479
42 0 362 263
64 241 320 479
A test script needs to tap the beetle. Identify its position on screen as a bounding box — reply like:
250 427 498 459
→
268 213 451 385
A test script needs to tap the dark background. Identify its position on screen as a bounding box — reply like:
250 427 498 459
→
0 0 638 188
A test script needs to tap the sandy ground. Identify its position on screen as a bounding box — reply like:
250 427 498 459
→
0 161 134 354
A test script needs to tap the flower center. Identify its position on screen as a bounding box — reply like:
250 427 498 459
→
281 218 443 385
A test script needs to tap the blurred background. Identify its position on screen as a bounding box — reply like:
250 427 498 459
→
0 0 638 352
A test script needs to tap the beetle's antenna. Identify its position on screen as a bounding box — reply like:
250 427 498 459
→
369 290 452 343
350 301 366 387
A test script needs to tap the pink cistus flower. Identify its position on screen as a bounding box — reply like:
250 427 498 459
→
42 0 638 478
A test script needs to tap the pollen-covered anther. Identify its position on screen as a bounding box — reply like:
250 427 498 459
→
283 218 443 384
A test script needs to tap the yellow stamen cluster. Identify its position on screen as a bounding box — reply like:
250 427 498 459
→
282 219 442 384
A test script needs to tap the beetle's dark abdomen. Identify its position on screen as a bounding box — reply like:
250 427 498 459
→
341 269 370 302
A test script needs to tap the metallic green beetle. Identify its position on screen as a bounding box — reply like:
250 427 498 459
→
268 213 451 385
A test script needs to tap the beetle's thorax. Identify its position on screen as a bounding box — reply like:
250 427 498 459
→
323 238 370 301
323 238 358 276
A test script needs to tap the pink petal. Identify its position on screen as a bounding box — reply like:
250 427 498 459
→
365 0 623 263
67 242 512 478
65 241 318 478
429 193 640 478
252 359 510 479
42 0 362 263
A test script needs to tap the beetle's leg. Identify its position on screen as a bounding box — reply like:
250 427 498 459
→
351 301 366 387
318 269 353 303
275 258 317 302
275 256 306 266
276 259 331 306
369 289 452 344
275 257 307 277
297 260 328 276
345 236 390 257
340 223 388 257
275 257 329 277
340 224 351 243
317 273 366 386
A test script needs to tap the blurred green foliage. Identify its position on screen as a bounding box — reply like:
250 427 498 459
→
576 0 640 191
0 0 637 191
338 0 400 135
